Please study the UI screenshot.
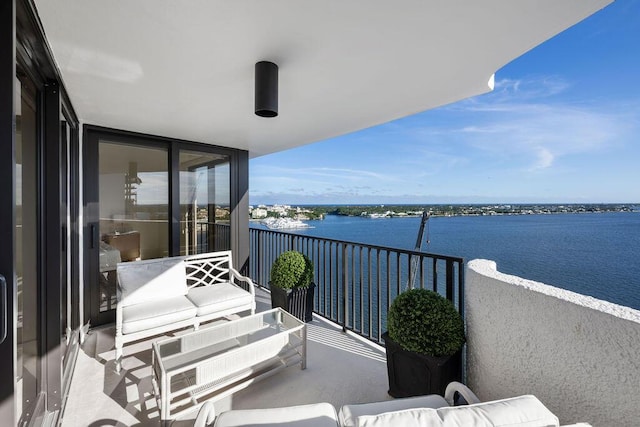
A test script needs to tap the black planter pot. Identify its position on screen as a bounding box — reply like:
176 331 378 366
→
270 283 315 322
382 331 461 398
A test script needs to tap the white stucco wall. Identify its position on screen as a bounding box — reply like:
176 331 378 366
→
465 259 640 427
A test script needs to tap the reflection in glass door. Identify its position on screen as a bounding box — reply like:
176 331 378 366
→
16 75 41 424
95 142 169 320
179 151 231 255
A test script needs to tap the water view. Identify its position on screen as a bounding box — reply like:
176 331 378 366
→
252 211 640 310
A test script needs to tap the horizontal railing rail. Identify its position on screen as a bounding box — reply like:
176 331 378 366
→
249 226 464 345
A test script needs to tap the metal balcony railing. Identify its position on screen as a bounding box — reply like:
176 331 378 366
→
249 227 464 345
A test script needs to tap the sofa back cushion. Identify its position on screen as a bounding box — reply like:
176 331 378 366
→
117 257 187 307
356 395 559 427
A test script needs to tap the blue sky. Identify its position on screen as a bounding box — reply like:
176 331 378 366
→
250 1 640 205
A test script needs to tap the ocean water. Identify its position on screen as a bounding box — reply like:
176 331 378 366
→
253 212 640 311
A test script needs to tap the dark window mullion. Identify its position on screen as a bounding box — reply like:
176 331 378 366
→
43 80 62 412
170 142 180 256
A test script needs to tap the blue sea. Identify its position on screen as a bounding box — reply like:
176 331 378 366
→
253 212 640 311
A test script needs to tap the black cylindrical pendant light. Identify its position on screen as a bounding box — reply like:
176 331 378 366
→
255 61 278 117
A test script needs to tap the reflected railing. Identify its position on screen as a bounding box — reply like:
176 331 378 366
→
190 221 231 254
248 227 464 345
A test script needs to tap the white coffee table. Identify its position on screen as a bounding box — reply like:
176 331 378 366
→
151 308 307 423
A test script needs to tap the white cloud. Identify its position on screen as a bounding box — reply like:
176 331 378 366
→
420 76 637 172
250 165 399 197
531 147 555 171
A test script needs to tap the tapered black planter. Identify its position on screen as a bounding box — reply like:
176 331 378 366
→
270 283 315 322
382 331 461 398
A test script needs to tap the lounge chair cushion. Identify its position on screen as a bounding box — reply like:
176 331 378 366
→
339 394 448 427
213 402 339 427
186 283 254 317
121 296 196 334
356 395 559 427
118 257 187 307
357 407 441 426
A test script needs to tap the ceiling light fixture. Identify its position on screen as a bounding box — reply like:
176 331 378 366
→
255 61 278 117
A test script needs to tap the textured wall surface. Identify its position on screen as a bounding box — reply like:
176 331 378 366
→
465 259 640 427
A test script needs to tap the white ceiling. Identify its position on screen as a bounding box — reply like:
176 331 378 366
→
35 0 612 157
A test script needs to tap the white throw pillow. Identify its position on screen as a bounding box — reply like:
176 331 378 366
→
117 258 187 307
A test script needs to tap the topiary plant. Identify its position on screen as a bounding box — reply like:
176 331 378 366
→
387 288 465 357
270 251 314 290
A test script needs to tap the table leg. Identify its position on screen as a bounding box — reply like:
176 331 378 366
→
301 324 307 370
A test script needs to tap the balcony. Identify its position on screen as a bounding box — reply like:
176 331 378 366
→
60 230 640 426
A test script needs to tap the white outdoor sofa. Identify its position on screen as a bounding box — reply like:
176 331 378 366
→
115 250 256 371
194 382 592 427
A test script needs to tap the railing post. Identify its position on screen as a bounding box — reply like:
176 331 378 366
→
432 258 438 292
342 243 348 332
446 259 454 302
458 260 465 318
257 231 263 286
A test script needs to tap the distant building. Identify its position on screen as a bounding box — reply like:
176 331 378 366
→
251 208 268 219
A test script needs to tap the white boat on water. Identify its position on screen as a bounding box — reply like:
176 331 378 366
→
262 217 312 230
369 212 391 218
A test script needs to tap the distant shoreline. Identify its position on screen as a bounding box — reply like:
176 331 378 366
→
249 203 638 221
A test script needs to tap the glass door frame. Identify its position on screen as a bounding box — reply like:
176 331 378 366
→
0 2 18 423
59 90 81 417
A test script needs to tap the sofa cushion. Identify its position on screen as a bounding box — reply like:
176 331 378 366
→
356 395 559 427
339 394 448 427
121 295 197 334
186 282 254 317
213 402 339 427
117 257 187 307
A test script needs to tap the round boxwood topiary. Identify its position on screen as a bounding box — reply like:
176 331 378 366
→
270 251 314 290
387 288 465 357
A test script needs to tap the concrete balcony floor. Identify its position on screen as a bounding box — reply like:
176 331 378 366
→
61 288 392 426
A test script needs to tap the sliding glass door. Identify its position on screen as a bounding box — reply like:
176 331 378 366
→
84 129 240 326
14 72 80 424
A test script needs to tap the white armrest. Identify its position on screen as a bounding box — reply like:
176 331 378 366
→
194 402 216 427
230 268 256 296
444 381 481 405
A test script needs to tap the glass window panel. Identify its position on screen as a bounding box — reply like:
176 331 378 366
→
16 75 39 422
61 116 71 371
98 142 169 313
179 150 231 255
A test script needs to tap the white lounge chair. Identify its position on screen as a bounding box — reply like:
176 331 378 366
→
193 382 592 427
